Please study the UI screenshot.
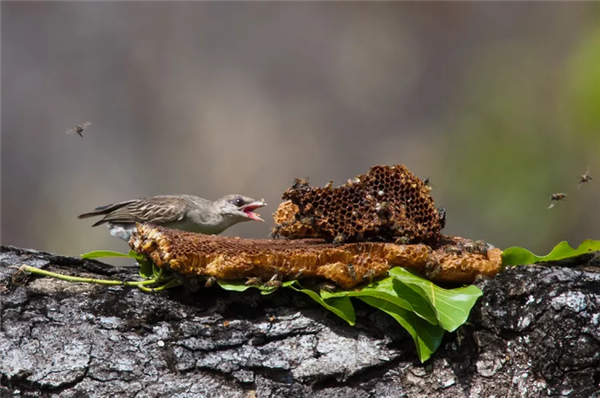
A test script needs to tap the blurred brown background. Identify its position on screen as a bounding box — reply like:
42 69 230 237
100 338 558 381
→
2 2 599 259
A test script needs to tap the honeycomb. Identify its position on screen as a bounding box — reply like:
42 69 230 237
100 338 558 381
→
130 224 501 288
272 201 319 239
278 165 442 244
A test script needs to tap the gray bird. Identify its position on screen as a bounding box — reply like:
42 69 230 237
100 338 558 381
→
78 194 266 241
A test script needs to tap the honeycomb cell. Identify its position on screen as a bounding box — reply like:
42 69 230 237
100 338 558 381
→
279 165 442 244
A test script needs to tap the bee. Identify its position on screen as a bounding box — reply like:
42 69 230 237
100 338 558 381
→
204 276 217 288
423 177 434 192
270 223 287 239
362 268 378 284
332 233 347 245
438 207 447 229
471 240 491 254
292 271 304 280
548 193 567 209
443 246 463 255
578 167 592 188
65 121 92 137
425 260 442 280
375 201 392 219
291 177 310 190
320 283 337 293
346 263 357 281
395 236 411 245
245 277 262 286
264 274 283 288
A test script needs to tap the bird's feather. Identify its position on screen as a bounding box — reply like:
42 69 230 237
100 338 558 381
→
82 196 188 226
77 200 138 219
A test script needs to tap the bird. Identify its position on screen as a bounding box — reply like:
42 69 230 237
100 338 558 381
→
78 194 266 241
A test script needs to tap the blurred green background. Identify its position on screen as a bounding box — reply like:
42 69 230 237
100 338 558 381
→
2 2 599 258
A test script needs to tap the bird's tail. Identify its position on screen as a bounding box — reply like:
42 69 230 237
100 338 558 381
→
77 201 134 224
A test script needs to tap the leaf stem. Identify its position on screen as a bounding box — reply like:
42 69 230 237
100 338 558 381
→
137 279 182 292
18 265 159 287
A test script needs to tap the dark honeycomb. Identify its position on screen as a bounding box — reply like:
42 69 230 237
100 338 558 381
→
131 224 502 288
279 165 442 244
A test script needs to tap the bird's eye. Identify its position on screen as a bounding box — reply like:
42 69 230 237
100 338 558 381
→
234 197 245 207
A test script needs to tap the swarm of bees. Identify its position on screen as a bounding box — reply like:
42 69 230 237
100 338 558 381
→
547 167 592 209
65 121 92 137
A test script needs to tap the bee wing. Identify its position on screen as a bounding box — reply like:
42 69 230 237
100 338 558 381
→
548 203 555 209
65 128 75 135
82 121 92 129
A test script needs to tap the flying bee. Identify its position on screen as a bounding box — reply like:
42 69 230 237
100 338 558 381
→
578 167 592 188
65 121 92 137
548 192 567 209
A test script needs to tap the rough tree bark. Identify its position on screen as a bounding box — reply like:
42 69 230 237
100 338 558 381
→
1 245 599 398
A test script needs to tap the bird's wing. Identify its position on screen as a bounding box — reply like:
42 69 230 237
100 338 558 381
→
96 196 188 226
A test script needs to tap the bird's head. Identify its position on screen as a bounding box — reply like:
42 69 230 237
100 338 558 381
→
215 194 267 224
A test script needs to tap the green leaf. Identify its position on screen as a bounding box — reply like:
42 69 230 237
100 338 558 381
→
389 267 483 332
502 240 600 267
217 280 356 324
359 296 444 363
138 259 154 279
289 284 356 325
81 250 137 259
217 280 295 295
320 276 438 325
152 263 163 279
128 250 146 261
217 279 252 292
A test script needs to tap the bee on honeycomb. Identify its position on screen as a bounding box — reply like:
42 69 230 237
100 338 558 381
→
277 165 443 245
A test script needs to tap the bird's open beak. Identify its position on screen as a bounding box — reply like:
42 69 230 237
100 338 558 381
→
241 199 267 222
